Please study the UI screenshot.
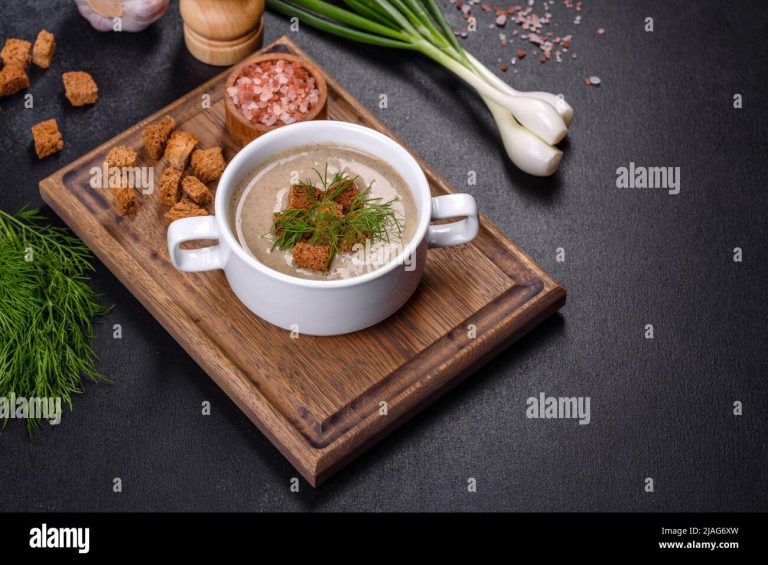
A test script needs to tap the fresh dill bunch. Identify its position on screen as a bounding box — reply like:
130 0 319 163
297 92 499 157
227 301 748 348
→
343 189 402 247
0 207 111 433
270 166 403 269
272 208 313 250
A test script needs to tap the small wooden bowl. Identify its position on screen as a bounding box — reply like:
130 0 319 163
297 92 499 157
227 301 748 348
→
224 53 328 147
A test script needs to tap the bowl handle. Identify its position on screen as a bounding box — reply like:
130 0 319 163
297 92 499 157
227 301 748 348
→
427 193 479 248
167 216 225 272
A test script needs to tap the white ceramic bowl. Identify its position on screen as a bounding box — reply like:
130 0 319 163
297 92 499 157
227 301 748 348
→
167 121 478 335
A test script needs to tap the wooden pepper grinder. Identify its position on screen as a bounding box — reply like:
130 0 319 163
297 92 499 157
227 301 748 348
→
180 0 265 66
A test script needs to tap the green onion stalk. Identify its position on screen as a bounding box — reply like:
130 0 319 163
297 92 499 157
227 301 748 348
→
266 0 574 176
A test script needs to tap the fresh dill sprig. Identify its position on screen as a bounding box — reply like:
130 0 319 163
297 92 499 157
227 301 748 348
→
0 207 111 433
270 166 402 269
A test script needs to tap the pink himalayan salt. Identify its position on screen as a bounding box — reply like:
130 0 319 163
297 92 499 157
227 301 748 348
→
227 60 320 127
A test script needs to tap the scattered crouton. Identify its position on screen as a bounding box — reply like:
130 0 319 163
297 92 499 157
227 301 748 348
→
106 167 135 189
329 178 359 213
105 145 137 169
141 115 175 160
164 130 197 169
292 242 330 271
159 167 183 206
0 64 29 97
32 30 55 69
1 38 31 68
288 184 322 210
31 119 63 159
181 175 212 205
113 187 139 216
62 71 98 106
163 199 207 225
190 146 226 183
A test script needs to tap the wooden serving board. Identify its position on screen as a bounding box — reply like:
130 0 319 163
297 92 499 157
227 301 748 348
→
40 36 566 486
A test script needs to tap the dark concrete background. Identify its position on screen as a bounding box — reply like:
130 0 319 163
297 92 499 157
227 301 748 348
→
1 1 766 511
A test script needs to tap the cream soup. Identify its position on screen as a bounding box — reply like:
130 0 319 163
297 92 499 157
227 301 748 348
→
230 144 417 280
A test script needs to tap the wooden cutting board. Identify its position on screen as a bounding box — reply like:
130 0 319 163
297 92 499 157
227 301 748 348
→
39 36 566 486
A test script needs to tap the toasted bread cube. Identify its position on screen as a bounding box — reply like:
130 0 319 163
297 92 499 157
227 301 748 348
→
105 145 137 169
340 230 369 253
113 187 139 216
32 30 55 69
0 63 30 97
1 38 31 68
190 146 226 183
329 178 359 213
141 115 175 160
181 175 212 206
107 168 135 189
164 199 207 225
159 167 183 206
164 130 197 169
317 201 343 219
316 201 343 226
31 119 63 159
272 212 286 238
62 71 98 106
292 242 330 271
288 184 322 210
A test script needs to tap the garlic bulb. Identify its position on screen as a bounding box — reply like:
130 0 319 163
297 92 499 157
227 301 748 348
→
74 0 169 32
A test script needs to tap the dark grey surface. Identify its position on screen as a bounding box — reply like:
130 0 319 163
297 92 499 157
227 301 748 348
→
1 1 766 511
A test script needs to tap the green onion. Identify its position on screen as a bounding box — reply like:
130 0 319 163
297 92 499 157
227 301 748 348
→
266 0 573 176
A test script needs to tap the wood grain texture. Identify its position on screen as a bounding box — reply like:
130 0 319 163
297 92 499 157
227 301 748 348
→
39 36 566 486
180 0 265 66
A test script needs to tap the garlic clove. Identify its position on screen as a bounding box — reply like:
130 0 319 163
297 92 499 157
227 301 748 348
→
87 0 123 18
75 0 116 31
122 0 170 32
74 0 169 33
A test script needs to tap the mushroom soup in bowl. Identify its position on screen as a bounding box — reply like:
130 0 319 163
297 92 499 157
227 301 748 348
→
167 121 479 335
229 143 418 281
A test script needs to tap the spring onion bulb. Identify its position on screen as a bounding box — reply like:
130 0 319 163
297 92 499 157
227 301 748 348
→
266 0 573 176
464 51 574 126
